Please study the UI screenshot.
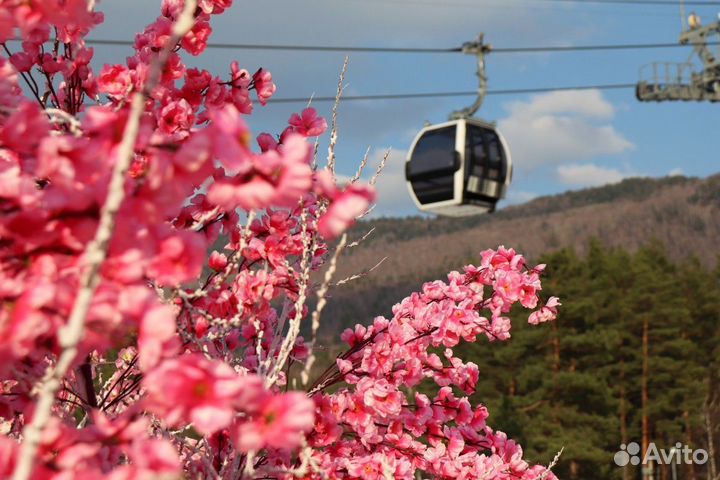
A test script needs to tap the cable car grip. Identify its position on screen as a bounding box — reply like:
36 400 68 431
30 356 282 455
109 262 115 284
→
450 33 493 121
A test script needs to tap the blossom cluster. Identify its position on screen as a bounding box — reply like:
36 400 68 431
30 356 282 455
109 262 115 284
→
0 1 560 479
305 247 560 479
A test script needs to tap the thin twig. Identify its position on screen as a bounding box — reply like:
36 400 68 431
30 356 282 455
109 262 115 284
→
334 256 387 287
349 147 371 183
347 228 375 249
45 108 82 136
538 447 564 480
370 149 390 186
265 207 315 388
11 2 198 478
326 57 348 178
301 234 347 386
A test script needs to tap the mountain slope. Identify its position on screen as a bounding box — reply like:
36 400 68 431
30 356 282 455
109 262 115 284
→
323 174 720 332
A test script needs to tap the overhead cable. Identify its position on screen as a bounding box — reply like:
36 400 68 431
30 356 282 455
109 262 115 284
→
266 83 637 104
65 38 720 54
355 0 720 7
538 0 720 5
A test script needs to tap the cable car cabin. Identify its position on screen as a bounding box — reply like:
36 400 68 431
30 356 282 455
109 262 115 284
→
405 118 512 217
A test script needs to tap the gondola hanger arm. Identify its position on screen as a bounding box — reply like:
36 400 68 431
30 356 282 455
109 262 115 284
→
450 33 493 120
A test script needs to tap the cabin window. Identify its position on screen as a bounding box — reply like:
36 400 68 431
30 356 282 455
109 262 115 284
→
407 126 458 204
407 126 458 178
466 125 506 183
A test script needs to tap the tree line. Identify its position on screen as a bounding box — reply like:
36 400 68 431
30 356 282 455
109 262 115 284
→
449 241 720 479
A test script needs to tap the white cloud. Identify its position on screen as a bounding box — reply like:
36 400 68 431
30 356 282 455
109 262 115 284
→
668 168 684 176
504 89 616 120
556 163 638 187
498 90 634 169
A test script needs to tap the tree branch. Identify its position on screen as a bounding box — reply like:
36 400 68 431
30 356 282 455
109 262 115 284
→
11 2 198 478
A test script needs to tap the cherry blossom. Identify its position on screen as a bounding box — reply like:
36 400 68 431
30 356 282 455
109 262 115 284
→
0 1 561 479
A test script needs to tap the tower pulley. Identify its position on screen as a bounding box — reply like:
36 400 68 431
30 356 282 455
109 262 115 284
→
637 3 720 102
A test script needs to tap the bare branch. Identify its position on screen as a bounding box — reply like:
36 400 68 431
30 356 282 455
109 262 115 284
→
301 234 347 386
370 148 390 186
265 207 316 387
326 57 348 178
45 108 82 136
349 146 371 184
538 447 564 480
347 227 375 249
334 256 387 287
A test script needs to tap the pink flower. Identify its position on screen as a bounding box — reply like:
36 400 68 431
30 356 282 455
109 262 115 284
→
138 302 179 371
528 296 561 325
107 439 182 480
174 129 213 174
181 19 212 56
147 231 207 286
258 133 313 206
158 99 195 139
318 183 375 239
181 68 212 107
256 132 278 152
208 134 313 211
357 377 402 418
208 251 228 271
288 107 327 137
0 10 15 44
231 391 315 452
9 52 33 72
143 354 248 435
1 102 49 155
346 453 390 480
252 68 276 105
97 64 133 98
208 174 275 212
208 104 253 172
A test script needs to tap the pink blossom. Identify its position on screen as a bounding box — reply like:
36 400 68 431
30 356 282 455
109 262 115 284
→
252 68 276 105
357 377 403 418
147 231 207 286
256 132 278 152
1 102 49 155
288 107 327 137
157 98 195 140
9 52 33 72
208 251 228 271
107 439 181 480
318 183 375 239
181 19 212 56
143 354 247 435
528 296 561 325
181 68 212 107
138 302 179 371
208 104 253 172
231 391 315 452
208 133 313 211
0 1 561 476
346 455 381 479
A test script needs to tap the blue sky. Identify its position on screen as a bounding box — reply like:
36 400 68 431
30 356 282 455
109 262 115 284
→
91 0 720 216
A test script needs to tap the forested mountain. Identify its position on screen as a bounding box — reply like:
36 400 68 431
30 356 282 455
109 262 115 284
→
449 244 720 480
313 174 720 479
327 174 720 331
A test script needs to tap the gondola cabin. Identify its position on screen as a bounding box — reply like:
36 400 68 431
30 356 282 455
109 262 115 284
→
405 118 512 217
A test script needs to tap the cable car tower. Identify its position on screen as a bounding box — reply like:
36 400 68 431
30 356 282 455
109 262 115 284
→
405 34 513 217
636 1 720 102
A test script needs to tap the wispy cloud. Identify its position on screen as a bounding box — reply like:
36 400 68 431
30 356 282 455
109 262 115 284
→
498 89 634 170
556 163 639 187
